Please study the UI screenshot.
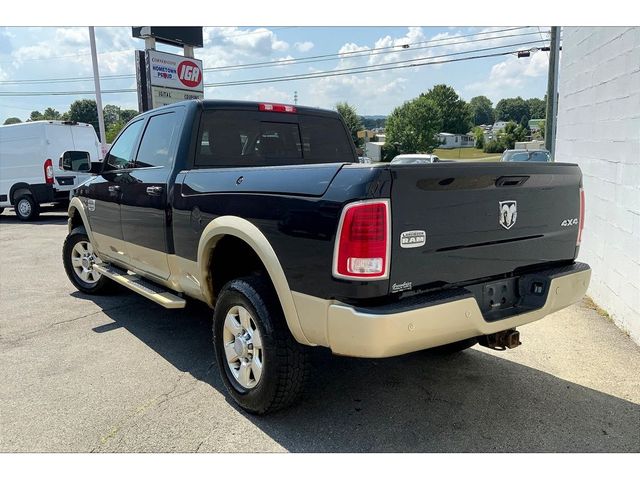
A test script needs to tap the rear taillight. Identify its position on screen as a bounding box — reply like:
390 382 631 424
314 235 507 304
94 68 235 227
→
333 200 390 280
44 158 54 184
259 103 297 113
577 187 585 246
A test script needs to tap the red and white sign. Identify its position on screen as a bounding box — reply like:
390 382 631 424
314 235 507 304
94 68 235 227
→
147 50 204 93
177 60 201 88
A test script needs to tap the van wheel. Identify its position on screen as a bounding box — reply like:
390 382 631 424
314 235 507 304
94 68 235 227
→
63 226 112 294
15 195 40 221
213 275 308 414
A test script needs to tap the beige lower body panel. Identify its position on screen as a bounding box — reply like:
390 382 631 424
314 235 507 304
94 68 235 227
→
293 267 591 358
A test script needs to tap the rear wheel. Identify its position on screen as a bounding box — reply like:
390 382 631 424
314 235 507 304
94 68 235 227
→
213 275 308 414
15 195 40 221
63 226 112 294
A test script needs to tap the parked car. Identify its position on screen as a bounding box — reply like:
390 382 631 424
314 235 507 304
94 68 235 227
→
391 153 441 164
501 149 551 162
59 100 590 414
0 120 99 220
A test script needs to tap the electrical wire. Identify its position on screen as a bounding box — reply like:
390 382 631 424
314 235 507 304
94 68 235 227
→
0 42 548 96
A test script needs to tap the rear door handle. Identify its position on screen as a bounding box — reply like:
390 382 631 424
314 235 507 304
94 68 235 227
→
108 185 120 193
146 186 163 196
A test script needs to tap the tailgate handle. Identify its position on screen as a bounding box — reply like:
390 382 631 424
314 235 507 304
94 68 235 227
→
496 176 529 187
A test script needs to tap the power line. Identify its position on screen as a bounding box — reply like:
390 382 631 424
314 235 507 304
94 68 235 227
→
203 39 548 88
0 41 548 97
0 27 539 85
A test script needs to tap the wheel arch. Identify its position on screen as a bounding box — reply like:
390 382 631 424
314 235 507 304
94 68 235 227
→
9 182 32 204
68 197 96 245
198 216 313 346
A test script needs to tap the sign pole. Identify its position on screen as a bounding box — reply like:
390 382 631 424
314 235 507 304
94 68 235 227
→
89 27 107 156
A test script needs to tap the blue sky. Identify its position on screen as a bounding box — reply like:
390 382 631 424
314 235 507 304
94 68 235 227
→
0 26 551 122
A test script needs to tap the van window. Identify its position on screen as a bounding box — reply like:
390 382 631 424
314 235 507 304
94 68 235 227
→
105 120 144 170
195 110 355 167
135 112 177 168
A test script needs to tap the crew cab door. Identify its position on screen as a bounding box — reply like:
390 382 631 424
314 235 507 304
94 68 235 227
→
119 109 183 280
86 119 145 265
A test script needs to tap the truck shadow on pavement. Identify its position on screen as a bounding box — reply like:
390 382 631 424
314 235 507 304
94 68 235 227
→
86 293 640 453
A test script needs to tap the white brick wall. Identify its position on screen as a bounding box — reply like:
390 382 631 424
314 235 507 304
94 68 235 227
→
556 27 640 344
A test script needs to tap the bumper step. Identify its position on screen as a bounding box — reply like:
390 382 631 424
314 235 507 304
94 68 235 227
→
93 264 186 309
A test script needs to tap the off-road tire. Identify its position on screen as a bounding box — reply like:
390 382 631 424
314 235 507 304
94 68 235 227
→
15 194 40 221
213 275 308 414
63 226 113 294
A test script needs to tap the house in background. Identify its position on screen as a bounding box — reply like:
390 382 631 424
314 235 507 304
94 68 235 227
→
528 118 545 133
437 132 474 149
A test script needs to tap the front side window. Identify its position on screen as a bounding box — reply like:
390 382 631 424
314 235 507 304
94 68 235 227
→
105 120 144 170
135 112 177 168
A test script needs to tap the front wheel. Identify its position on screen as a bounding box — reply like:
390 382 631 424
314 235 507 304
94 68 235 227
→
213 275 308 414
62 226 112 294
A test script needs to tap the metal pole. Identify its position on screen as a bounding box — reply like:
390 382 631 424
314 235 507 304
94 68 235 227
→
89 27 107 156
545 26 561 159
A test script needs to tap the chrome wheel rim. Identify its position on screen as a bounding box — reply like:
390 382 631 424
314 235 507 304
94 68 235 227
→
17 199 31 217
71 240 101 285
222 305 264 389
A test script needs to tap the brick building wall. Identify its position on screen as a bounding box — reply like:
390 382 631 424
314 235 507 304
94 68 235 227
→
555 27 640 344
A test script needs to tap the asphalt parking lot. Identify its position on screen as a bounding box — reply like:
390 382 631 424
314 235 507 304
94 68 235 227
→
1 208 639 453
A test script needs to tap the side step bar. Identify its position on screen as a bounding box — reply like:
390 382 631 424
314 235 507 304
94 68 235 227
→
93 264 186 309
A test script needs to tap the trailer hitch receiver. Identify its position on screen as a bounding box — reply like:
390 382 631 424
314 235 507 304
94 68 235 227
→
479 329 521 351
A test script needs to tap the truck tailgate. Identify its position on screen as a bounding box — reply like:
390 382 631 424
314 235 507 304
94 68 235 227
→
388 162 582 292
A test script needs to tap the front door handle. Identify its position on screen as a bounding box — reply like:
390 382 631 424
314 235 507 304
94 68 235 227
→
108 185 120 193
146 186 163 196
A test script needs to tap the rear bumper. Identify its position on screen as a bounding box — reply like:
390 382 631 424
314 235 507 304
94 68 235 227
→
293 263 591 358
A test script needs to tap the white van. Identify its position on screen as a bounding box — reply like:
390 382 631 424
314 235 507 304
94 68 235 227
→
0 121 100 220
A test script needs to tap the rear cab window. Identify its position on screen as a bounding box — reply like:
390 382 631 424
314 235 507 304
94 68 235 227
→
194 109 355 168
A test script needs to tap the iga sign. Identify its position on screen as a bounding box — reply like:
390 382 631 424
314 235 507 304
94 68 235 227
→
147 50 204 93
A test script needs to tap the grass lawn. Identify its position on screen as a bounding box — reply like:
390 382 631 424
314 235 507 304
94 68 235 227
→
434 148 501 162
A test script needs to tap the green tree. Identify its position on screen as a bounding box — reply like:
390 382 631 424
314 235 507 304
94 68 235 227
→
29 110 43 121
497 121 528 149
3 117 22 125
495 97 530 123
120 109 139 124
105 121 125 143
385 96 443 154
42 107 61 120
67 99 100 140
526 97 546 119
472 126 485 149
102 104 121 128
421 84 471 134
336 102 364 147
469 96 495 126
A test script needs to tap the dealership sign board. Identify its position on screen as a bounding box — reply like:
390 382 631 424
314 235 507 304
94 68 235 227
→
136 49 204 110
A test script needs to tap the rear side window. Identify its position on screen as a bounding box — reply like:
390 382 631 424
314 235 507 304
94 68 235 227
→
105 120 144 169
195 110 355 167
136 112 177 168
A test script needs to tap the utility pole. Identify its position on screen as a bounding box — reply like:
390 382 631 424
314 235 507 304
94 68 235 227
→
89 27 107 156
545 26 561 159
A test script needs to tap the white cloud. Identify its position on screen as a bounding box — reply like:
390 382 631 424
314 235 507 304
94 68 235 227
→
294 41 314 52
465 50 548 100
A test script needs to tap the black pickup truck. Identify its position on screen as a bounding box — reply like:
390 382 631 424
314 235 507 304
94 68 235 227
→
60 100 591 414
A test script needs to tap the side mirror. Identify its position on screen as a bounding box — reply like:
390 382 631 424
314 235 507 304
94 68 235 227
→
60 151 91 172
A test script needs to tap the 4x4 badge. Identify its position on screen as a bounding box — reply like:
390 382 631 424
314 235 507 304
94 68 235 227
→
499 200 517 230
